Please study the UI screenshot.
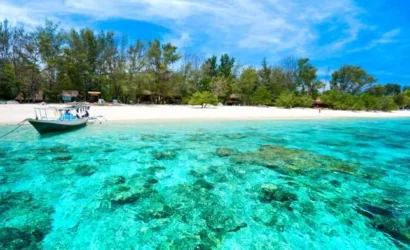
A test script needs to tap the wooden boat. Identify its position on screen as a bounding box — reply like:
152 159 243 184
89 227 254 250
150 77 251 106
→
28 106 90 135
28 117 88 135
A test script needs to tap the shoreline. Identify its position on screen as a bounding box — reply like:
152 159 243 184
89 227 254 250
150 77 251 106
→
1 104 409 125
101 115 410 124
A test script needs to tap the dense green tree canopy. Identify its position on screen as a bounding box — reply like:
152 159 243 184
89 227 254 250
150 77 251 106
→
251 86 272 105
188 91 218 108
296 58 318 96
330 65 376 94
384 83 402 95
0 64 17 99
275 91 295 108
237 67 257 104
259 57 271 87
0 19 406 111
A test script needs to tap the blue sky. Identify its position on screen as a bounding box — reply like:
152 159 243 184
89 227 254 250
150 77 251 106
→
1 0 409 85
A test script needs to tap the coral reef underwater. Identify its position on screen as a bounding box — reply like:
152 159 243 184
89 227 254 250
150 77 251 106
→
0 119 409 249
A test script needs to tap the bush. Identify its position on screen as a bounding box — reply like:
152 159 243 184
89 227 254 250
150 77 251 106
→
320 90 341 109
295 95 314 108
361 94 380 111
250 86 272 105
321 91 365 110
275 91 295 108
275 92 313 108
188 91 218 108
351 98 365 111
0 64 19 100
378 96 398 111
394 93 410 109
321 90 398 111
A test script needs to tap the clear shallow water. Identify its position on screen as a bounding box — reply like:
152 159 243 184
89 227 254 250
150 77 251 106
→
0 118 409 249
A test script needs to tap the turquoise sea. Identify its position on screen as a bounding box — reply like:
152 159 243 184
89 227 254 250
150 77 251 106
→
0 118 409 249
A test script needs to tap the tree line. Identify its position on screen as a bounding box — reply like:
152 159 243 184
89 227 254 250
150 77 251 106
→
1 20 409 111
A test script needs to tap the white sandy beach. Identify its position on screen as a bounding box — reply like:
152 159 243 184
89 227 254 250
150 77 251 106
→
1 104 410 124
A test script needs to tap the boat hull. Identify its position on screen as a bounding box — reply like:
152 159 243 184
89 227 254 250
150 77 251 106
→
28 118 88 135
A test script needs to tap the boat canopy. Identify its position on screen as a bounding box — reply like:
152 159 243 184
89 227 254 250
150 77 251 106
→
33 105 90 121
34 107 60 121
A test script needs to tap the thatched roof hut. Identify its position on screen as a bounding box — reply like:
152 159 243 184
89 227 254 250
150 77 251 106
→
62 90 79 102
88 91 101 96
230 93 240 99
87 91 101 103
314 98 328 108
136 90 154 104
15 90 43 102
227 93 241 106
62 90 79 98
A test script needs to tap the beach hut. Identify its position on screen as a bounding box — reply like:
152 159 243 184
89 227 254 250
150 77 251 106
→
169 95 182 104
62 90 79 102
161 94 182 104
227 93 241 106
15 90 44 103
88 91 101 103
314 98 328 108
137 90 154 104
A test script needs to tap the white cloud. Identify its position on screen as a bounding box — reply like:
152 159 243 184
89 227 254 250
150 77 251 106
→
0 0 386 60
166 32 191 49
348 29 401 53
0 2 40 26
326 16 368 51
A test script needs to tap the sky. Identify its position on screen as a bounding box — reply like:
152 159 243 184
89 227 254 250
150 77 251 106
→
1 0 410 85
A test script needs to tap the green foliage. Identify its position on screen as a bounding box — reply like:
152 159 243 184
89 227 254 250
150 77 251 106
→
0 20 404 111
250 86 272 105
36 20 64 98
296 58 318 97
200 54 237 102
210 76 232 99
197 77 212 92
331 65 376 94
357 94 373 110
360 94 394 111
147 39 181 98
204 56 217 77
0 64 18 99
365 83 402 97
378 96 398 111
321 91 362 110
259 57 271 87
384 83 401 95
267 67 288 98
394 93 410 109
218 54 235 78
295 95 314 108
188 91 218 108
237 67 257 103
351 98 366 111
275 91 295 108
275 91 313 108
366 84 387 96
204 54 235 79
321 91 398 111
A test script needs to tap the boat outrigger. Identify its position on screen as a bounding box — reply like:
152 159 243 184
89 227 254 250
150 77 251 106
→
27 105 90 135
